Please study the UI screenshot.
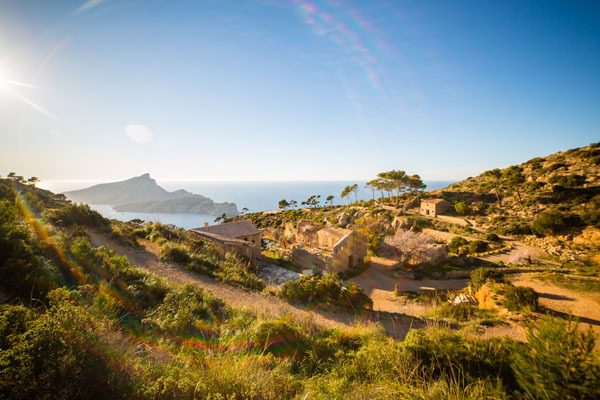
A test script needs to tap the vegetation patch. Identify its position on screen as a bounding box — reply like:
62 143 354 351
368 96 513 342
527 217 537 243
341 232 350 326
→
503 285 539 312
278 273 372 312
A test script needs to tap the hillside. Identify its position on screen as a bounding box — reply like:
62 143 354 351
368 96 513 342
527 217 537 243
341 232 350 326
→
437 143 600 234
1 176 600 399
64 173 238 216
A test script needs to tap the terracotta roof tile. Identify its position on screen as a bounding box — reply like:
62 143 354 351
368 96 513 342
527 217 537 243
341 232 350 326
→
421 198 448 204
191 220 261 238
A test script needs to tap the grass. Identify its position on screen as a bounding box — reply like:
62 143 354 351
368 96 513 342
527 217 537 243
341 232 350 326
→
3 178 600 399
395 289 449 306
428 303 502 326
412 263 468 280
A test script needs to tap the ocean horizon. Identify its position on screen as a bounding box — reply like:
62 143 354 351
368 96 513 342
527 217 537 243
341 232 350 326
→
40 179 454 229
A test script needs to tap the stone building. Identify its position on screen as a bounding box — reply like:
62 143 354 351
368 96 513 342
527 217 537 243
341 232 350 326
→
420 198 451 217
189 220 262 261
282 221 367 273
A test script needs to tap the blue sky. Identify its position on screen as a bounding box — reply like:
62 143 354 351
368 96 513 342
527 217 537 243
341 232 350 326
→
1 0 599 181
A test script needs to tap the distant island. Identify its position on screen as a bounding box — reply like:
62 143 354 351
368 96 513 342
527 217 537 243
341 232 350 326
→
63 173 239 216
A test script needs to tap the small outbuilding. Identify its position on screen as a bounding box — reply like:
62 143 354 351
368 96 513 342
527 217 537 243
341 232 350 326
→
420 198 451 217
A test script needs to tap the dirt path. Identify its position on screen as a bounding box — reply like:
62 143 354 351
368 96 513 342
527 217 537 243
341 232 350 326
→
86 230 420 339
480 240 550 265
351 257 468 317
510 273 600 335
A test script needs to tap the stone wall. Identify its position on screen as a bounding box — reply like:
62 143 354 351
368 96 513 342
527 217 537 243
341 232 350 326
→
330 231 368 273
291 246 329 272
284 221 368 273
190 232 261 262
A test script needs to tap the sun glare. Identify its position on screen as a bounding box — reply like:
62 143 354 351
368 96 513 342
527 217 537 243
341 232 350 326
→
0 65 6 90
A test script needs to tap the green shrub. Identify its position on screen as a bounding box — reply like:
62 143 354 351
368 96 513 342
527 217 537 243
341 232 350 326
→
581 202 600 228
0 305 36 350
402 328 516 387
549 174 586 187
531 210 583 236
248 317 306 355
45 203 110 230
69 237 168 312
0 290 136 399
160 243 191 264
503 285 538 312
214 253 265 291
0 200 62 301
511 317 600 399
279 273 372 311
448 236 468 254
454 201 470 215
485 233 501 242
468 240 489 254
367 233 385 254
406 216 432 231
430 303 485 323
500 222 532 235
470 267 503 290
144 284 228 335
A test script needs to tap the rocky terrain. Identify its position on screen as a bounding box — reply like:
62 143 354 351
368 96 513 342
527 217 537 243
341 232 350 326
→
437 143 600 260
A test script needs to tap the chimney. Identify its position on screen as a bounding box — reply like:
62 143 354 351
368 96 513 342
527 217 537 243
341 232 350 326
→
204 222 209 228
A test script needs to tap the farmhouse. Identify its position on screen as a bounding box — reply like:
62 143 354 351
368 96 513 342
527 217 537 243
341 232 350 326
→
420 198 451 217
282 220 367 273
189 220 262 261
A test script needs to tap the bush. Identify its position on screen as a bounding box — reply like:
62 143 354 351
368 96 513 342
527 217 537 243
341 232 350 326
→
531 210 583 236
214 253 265 291
45 203 110 230
485 233 501 243
500 222 532 235
0 200 62 301
468 240 489 254
470 267 503 290
454 201 470 215
160 243 191 264
511 317 600 399
549 174 586 187
430 303 486 323
448 236 468 254
503 285 538 312
279 273 372 311
367 233 385 254
144 284 228 335
581 208 600 228
402 328 515 387
0 290 136 399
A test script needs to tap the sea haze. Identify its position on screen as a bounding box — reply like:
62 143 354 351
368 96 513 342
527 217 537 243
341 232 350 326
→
40 180 453 229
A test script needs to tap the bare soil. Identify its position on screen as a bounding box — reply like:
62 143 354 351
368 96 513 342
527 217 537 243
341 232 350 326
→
351 257 468 317
510 273 600 336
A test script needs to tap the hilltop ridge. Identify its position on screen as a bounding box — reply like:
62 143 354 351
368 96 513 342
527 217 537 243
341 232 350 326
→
436 143 599 232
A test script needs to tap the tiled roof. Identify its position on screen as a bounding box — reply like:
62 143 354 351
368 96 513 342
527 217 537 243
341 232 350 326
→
191 220 261 238
421 198 448 204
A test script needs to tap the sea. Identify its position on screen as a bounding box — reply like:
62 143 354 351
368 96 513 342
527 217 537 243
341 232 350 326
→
39 180 454 229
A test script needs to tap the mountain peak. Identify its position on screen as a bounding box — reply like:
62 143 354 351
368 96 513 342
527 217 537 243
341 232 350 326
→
63 174 238 216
